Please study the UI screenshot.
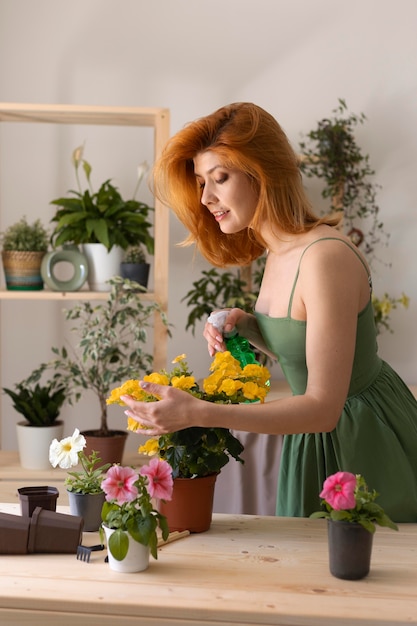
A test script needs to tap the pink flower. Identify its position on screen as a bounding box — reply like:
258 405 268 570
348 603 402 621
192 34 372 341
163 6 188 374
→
140 458 173 501
320 471 357 510
101 465 139 505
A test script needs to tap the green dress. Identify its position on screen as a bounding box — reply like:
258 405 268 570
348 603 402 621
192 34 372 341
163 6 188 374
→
255 237 417 523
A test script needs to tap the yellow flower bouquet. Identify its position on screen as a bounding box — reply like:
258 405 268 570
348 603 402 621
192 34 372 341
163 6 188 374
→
107 352 271 478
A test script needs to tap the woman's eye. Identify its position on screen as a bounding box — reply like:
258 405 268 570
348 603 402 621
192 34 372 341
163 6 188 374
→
215 175 227 184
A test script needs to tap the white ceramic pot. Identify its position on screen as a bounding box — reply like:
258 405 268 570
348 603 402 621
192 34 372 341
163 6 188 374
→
82 244 123 292
103 525 150 573
16 421 64 470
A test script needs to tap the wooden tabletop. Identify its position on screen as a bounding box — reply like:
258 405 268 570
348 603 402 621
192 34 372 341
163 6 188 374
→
0 503 415 626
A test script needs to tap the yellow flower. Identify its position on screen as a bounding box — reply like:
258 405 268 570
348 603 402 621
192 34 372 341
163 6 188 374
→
171 375 196 391
144 372 170 386
219 378 244 396
172 354 187 363
400 293 410 308
138 438 160 456
106 379 145 405
127 416 148 432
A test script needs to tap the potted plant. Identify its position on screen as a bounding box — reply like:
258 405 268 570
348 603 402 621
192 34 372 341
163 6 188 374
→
299 98 409 333
311 471 398 580
107 352 270 532
100 457 173 572
3 372 66 470
25 276 170 466
0 216 49 290
49 428 111 531
120 244 150 288
50 147 154 291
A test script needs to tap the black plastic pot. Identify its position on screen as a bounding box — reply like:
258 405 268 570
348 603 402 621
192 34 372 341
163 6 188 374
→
327 519 374 580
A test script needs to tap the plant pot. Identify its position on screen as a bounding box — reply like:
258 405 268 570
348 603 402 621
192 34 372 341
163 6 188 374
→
67 490 105 532
158 474 218 533
16 420 64 470
1 250 46 290
82 243 123 292
81 429 128 466
0 507 83 554
103 525 150 573
18 486 59 517
327 519 374 580
120 262 150 288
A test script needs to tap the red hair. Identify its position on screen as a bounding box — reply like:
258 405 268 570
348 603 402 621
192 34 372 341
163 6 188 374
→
152 102 339 267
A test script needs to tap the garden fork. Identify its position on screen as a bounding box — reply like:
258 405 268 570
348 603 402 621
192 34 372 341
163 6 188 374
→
76 544 105 563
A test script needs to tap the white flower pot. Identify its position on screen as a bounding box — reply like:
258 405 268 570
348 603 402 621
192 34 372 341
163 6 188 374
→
82 244 123 292
103 525 150 573
16 421 64 470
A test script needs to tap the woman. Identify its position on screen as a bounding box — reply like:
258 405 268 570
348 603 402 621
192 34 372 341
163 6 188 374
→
122 102 417 522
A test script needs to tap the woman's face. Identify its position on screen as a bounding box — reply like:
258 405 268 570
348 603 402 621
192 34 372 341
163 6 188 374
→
193 150 258 234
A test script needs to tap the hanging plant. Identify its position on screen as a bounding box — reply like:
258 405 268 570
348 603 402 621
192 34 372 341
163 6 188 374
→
298 98 387 259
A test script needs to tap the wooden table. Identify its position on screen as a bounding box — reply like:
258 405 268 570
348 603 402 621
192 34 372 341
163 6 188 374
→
0 502 415 626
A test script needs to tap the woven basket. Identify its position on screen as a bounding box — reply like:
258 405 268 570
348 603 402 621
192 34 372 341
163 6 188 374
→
2 250 46 290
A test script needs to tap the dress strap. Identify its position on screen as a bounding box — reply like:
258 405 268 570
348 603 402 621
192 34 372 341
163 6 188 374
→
287 237 372 317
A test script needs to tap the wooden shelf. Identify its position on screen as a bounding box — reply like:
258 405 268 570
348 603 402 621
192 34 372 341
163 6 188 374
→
0 289 158 301
0 103 170 448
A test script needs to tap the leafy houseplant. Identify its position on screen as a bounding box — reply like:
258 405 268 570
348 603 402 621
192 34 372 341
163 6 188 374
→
299 98 409 333
1 216 50 290
25 276 169 439
107 352 271 478
1 216 49 252
3 376 65 427
311 471 398 580
310 471 398 533
49 427 111 531
50 147 154 254
100 458 173 563
49 428 110 494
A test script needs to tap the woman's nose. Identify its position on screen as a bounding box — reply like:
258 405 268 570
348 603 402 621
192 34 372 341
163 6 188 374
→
201 184 217 207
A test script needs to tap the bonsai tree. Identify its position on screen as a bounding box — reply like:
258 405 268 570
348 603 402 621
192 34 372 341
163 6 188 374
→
50 146 154 254
0 216 49 252
26 276 170 437
3 375 66 427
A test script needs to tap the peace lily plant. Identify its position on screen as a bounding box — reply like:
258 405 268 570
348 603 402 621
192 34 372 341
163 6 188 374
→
107 352 271 478
311 471 398 533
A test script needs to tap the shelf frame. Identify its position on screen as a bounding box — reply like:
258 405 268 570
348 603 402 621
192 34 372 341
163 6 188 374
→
0 103 170 447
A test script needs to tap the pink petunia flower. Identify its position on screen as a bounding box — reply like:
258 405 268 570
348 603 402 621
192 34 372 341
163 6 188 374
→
140 457 173 501
101 465 139 505
320 471 357 510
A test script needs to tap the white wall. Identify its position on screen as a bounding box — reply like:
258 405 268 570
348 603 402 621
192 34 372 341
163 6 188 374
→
0 0 416 450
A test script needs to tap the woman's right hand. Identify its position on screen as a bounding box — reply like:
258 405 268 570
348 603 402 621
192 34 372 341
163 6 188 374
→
203 307 246 356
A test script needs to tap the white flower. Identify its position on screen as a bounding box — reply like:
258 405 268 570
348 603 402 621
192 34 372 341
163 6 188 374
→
49 428 86 469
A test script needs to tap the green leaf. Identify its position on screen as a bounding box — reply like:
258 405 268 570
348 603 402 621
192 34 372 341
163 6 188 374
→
108 529 129 561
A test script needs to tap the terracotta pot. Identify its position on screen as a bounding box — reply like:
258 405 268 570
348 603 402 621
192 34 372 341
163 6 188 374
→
103 525 150 573
81 429 128 466
327 519 374 580
18 486 59 517
159 474 218 533
67 490 105 532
